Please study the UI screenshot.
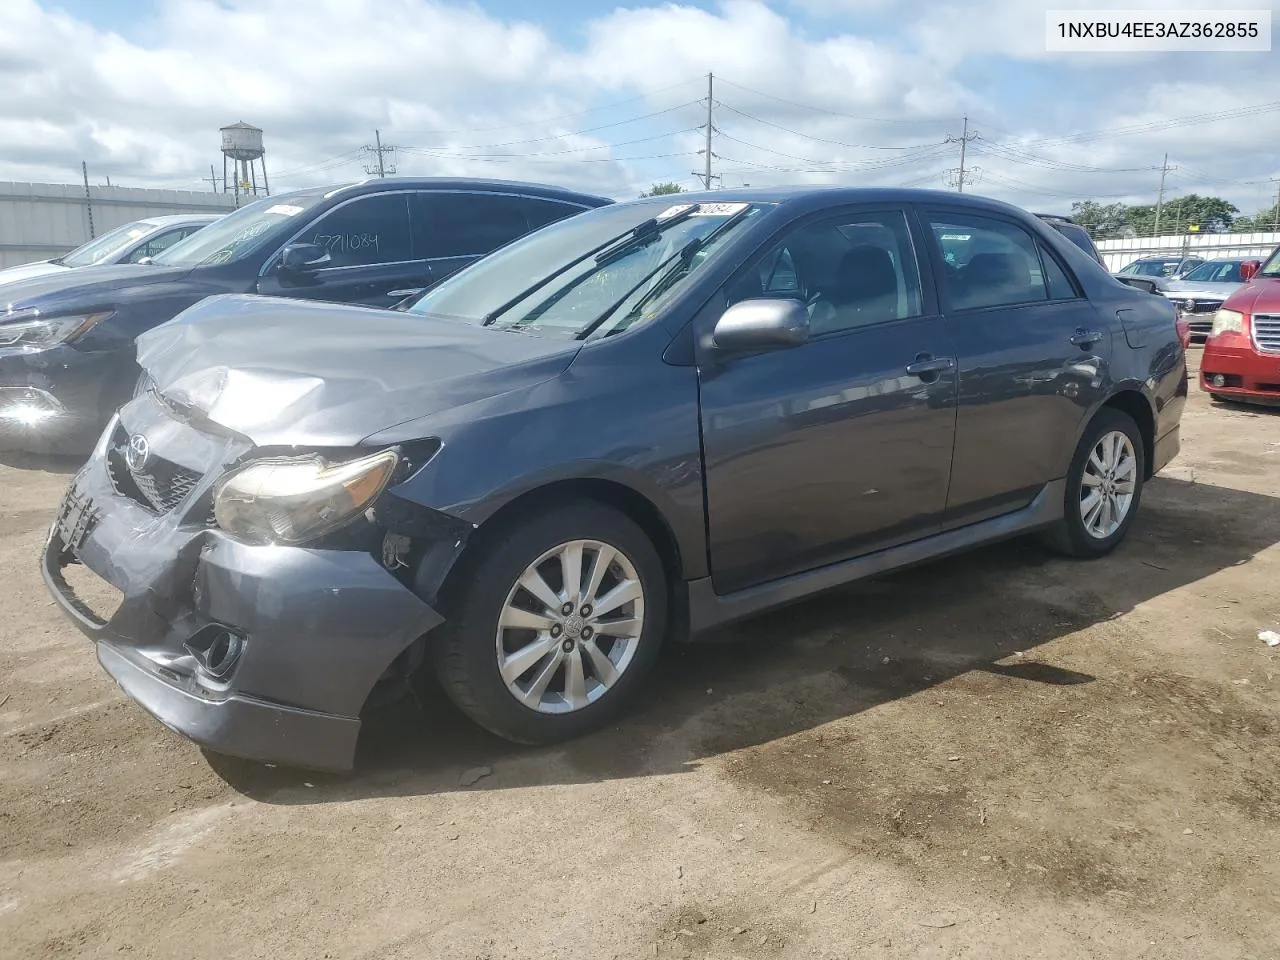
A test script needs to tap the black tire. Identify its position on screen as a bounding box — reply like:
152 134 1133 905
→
430 500 668 745
1039 408 1145 559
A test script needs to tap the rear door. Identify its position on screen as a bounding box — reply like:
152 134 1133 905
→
924 208 1111 527
257 191 428 308
697 205 958 594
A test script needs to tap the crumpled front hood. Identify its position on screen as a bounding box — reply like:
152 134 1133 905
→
135 294 582 447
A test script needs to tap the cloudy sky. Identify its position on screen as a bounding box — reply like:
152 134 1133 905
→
4 0 1279 214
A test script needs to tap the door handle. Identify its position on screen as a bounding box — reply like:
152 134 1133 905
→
905 354 956 377
1070 328 1104 347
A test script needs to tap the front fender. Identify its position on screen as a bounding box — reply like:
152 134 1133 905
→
368 343 709 580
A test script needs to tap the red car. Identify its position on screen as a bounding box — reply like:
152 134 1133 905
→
1201 247 1280 406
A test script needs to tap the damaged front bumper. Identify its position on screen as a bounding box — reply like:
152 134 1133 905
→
40 396 444 771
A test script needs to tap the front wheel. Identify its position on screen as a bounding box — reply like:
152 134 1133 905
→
1040 408 1145 558
430 501 668 745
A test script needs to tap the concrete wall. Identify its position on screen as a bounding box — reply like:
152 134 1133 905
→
0 181 241 268
1096 231 1280 273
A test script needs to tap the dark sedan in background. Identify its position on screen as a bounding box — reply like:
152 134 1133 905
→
43 187 1186 771
0 178 611 454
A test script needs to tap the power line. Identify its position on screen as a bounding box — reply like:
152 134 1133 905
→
401 128 701 160
714 76 958 125
973 141 1153 174
714 102 936 150
401 101 702 152
391 78 704 136
1014 100 1280 148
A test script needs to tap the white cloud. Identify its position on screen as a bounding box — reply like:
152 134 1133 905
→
2 0 1279 214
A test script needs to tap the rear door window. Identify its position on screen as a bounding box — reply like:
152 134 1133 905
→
928 213 1050 310
412 192 536 260
522 197 590 232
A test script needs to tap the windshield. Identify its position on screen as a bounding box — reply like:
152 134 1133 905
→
1258 248 1280 278
59 221 153 268
1182 260 1242 283
406 199 766 339
1124 259 1180 277
152 190 328 267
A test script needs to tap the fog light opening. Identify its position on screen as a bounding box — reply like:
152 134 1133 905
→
184 625 245 680
1211 374 1227 388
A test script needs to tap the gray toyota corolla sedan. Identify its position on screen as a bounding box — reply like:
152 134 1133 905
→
42 188 1186 771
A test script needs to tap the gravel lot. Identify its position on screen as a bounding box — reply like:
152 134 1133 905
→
2 349 1278 960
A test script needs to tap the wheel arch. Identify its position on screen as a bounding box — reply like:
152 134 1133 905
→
1096 387 1157 479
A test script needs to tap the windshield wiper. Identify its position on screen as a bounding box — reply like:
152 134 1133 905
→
576 203 752 340
480 204 703 327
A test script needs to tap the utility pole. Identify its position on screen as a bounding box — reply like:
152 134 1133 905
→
81 161 95 239
944 117 979 192
203 165 219 193
691 73 720 190
363 129 397 177
1153 153 1176 237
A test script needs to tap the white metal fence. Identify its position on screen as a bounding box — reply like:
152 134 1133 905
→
0 181 239 268
1095 231 1280 273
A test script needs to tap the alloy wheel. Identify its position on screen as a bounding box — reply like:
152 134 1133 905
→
1079 430 1137 540
495 539 645 714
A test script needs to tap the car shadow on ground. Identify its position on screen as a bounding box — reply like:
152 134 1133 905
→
207 475 1280 804
0 451 83 475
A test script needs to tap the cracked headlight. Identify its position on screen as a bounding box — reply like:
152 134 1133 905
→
213 448 400 545
0 311 113 352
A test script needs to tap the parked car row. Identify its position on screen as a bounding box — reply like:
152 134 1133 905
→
30 183 1187 770
0 180 610 453
1108 244 1280 408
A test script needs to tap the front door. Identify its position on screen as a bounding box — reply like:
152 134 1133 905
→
258 191 432 308
923 208 1112 527
697 206 958 595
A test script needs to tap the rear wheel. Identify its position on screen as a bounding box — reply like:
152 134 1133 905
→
430 501 667 744
1040 408 1145 559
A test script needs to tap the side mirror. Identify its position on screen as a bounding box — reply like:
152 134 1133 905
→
279 242 331 272
1115 276 1160 295
1241 260 1260 281
712 298 809 351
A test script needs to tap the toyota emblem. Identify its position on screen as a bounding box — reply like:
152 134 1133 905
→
124 433 150 473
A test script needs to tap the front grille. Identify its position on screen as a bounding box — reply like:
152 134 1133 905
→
105 422 205 514
1254 314 1280 354
1176 299 1222 314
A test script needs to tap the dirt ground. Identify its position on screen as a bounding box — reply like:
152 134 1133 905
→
2 349 1278 960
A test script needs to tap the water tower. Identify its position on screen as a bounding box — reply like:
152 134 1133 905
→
219 121 269 204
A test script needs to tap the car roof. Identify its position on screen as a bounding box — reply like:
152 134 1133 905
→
136 214 224 228
613 186 1053 221
313 177 614 208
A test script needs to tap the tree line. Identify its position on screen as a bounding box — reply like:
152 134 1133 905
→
1067 193 1278 238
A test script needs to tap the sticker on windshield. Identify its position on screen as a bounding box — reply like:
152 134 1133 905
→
691 202 749 217
940 234 971 241
265 204 305 217
656 204 697 221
